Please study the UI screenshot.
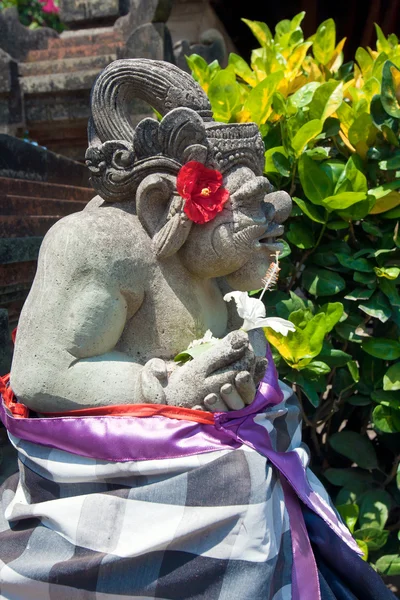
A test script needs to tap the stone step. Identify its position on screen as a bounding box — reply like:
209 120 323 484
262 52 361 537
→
0 195 86 217
25 41 124 62
19 54 116 77
60 26 116 39
0 216 59 238
48 30 123 49
21 69 102 94
0 177 93 202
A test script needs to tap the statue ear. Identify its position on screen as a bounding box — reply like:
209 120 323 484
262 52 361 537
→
136 174 193 259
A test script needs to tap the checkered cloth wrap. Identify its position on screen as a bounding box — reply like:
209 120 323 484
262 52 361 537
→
0 388 343 600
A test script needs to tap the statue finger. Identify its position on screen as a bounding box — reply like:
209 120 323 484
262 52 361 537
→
199 330 249 375
254 357 268 385
203 393 229 412
235 371 256 404
220 383 245 410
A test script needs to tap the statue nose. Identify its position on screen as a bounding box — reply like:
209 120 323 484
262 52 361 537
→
263 190 292 224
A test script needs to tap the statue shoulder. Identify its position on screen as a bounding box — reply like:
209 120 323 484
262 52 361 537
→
40 203 149 271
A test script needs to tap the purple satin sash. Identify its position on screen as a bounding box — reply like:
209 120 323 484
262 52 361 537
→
0 348 360 599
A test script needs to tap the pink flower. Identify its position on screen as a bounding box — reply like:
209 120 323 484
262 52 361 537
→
40 0 59 14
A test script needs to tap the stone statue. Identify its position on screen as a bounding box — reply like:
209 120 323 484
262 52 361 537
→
2 59 395 600
10 58 292 414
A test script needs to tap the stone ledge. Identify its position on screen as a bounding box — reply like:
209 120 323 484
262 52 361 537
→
21 69 104 95
25 41 123 62
19 54 116 77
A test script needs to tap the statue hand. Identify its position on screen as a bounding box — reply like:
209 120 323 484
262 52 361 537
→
165 330 267 411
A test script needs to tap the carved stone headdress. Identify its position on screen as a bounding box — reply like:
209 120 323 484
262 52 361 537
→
85 59 265 203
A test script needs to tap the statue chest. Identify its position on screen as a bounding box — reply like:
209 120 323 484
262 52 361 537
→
115 275 228 363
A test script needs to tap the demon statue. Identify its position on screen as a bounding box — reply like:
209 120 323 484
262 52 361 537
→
1 59 393 600
10 59 292 414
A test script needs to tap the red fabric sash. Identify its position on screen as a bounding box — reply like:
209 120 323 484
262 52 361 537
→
0 373 214 424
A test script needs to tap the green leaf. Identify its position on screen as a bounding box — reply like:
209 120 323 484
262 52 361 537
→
359 292 392 323
348 360 360 382
336 503 359 533
345 288 375 301
264 146 288 174
375 24 391 53
316 302 344 332
336 481 371 507
303 267 346 297
324 468 373 486
174 341 216 363
185 54 210 88
371 389 400 407
322 191 367 211
381 60 400 118
302 360 331 375
244 71 284 124
375 555 400 576
264 311 327 370
354 271 376 285
329 431 378 470
272 152 291 177
356 47 373 75
378 153 400 171
383 363 400 391
362 338 400 360
335 315 365 344
362 221 383 236
242 18 273 48
336 253 374 272
313 18 336 65
326 220 349 230
373 405 400 433
347 395 372 406
368 180 400 200
286 222 315 249
208 68 241 122
374 266 400 280
309 81 343 122
335 155 368 194
348 113 377 148
288 82 320 112
298 154 334 204
228 53 256 86
354 527 389 551
291 119 323 157
319 348 352 367
356 539 369 561
359 490 391 529
292 197 326 223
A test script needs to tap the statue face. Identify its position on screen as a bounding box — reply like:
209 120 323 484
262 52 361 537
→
179 165 292 290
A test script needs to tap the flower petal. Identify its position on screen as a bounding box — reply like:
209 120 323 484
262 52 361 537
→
262 317 296 335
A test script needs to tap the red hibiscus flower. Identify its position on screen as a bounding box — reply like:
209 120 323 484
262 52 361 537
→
176 161 230 224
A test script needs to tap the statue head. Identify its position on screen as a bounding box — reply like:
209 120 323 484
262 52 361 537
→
85 59 292 290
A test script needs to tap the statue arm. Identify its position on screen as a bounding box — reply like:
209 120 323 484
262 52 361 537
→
10 219 148 412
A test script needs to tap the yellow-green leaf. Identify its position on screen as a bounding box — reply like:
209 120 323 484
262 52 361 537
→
228 53 257 86
244 71 284 124
313 18 336 65
309 81 343 122
242 19 273 48
291 119 323 156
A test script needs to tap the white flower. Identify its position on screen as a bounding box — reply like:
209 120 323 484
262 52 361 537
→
224 291 296 335
188 329 218 349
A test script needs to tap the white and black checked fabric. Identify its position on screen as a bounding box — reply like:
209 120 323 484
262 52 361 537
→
0 390 335 599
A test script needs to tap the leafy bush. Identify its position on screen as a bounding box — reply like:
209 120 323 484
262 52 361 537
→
187 13 400 575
